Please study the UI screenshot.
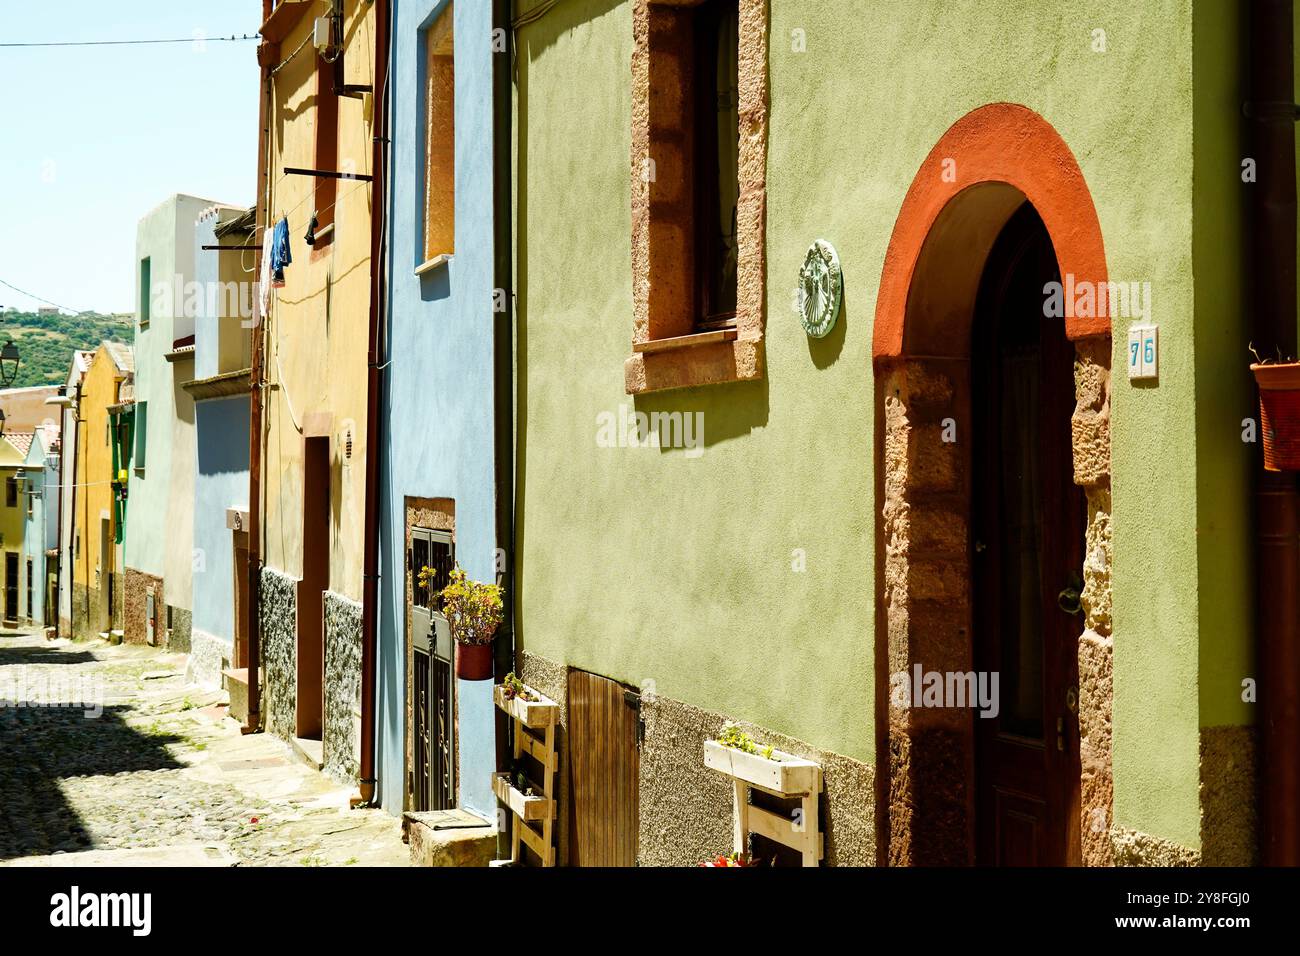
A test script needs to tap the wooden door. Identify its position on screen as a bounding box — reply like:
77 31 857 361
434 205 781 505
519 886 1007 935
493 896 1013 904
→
296 436 330 740
4 552 17 621
972 201 1085 866
233 535 249 668
567 670 640 866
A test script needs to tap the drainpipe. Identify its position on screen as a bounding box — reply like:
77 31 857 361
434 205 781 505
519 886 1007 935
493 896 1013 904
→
357 0 391 806
54 393 66 638
492 0 515 693
244 0 276 734
492 0 516 859
1245 0 1300 866
67 384 82 640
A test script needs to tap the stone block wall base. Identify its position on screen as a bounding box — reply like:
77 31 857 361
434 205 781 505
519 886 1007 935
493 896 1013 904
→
187 628 231 688
324 590 363 785
112 573 125 633
260 566 298 743
1200 725 1257 866
168 606 192 653
1111 826 1200 866
642 693 874 866
519 650 874 867
123 568 163 646
887 723 969 866
69 585 97 641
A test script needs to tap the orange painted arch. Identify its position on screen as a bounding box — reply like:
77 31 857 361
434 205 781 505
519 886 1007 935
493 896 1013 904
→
872 102 1109 361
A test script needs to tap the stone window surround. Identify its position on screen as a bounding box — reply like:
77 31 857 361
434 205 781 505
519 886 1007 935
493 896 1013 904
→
625 0 768 395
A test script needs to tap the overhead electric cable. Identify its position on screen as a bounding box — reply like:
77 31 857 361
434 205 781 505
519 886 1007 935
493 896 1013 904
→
0 278 85 315
0 34 258 49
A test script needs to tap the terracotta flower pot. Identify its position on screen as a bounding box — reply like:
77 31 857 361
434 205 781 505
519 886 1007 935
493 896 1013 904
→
456 641 494 681
1251 362 1300 471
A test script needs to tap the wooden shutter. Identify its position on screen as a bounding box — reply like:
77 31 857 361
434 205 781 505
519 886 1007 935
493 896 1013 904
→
567 670 640 866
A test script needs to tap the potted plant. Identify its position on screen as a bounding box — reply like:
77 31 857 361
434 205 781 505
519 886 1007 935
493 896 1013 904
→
699 851 758 867
1251 346 1300 471
493 671 558 727
437 565 503 681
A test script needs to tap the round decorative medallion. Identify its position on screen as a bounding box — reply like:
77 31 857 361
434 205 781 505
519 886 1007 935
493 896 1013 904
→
797 239 842 339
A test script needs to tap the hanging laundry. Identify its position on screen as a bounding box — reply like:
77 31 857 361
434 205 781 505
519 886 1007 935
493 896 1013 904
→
259 228 274 320
270 216 292 287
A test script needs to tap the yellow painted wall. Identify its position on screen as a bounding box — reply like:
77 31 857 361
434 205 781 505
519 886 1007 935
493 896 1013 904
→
0 439 28 622
260 0 374 599
69 345 127 636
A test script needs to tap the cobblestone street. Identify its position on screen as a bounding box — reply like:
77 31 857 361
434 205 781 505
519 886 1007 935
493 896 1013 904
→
0 629 409 867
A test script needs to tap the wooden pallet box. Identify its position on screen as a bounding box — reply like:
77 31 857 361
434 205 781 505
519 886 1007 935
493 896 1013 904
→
704 739 824 867
493 679 559 866
494 684 558 728
703 740 820 795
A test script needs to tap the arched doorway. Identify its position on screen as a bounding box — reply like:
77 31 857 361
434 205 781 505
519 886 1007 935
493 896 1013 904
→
873 104 1113 866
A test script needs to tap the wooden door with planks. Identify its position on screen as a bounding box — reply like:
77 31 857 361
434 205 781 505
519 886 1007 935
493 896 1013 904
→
567 670 640 866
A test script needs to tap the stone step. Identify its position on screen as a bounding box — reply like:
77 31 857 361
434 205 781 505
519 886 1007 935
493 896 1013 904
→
223 667 250 724
402 809 496 867
290 736 324 771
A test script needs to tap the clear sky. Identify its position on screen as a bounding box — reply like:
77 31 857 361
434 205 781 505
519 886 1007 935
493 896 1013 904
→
0 1 261 315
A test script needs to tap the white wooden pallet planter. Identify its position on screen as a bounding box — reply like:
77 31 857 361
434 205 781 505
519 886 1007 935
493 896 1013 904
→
493 684 558 728
704 740 824 867
492 772 552 822
493 680 558 866
704 740 820 795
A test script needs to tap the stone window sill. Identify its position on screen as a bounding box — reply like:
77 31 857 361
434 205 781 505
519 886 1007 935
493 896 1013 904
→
624 330 763 395
632 328 737 354
415 253 452 276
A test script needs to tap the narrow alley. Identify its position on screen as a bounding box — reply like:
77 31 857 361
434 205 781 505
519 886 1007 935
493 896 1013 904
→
0 629 408 867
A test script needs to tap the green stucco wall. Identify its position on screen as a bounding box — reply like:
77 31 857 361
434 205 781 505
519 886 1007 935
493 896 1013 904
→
1192 1 1253 735
516 0 1242 853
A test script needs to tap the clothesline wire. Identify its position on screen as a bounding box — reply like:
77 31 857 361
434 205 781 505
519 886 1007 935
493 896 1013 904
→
0 277 86 315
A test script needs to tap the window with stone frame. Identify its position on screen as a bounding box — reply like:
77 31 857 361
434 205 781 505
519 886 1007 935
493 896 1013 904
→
626 0 767 395
421 3 455 268
314 55 339 237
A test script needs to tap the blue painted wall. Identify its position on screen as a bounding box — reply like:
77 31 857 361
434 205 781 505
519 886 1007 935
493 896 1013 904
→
376 0 501 818
192 396 249 643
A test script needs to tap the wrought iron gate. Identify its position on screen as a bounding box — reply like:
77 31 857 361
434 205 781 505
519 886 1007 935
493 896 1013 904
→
410 528 455 811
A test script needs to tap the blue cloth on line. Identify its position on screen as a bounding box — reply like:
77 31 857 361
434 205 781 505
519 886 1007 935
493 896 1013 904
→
270 216 292 286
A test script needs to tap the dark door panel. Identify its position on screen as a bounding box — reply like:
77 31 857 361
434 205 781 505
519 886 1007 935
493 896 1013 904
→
973 201 1084 866
409 527 454 812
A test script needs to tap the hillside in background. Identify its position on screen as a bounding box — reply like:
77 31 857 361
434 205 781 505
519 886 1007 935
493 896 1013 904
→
0 310 132 388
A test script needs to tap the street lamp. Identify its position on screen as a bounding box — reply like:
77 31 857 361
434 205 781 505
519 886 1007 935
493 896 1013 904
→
0 339 20 386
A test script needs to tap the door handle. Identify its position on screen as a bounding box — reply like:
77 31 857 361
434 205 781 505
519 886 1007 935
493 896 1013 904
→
1057 688 1079 752
1057 585 1081 615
